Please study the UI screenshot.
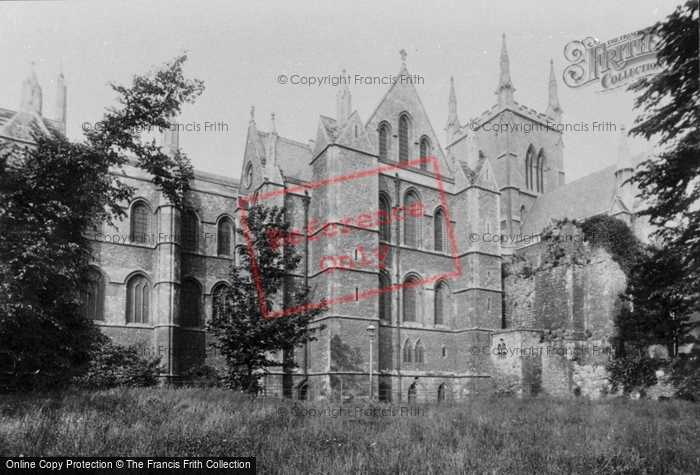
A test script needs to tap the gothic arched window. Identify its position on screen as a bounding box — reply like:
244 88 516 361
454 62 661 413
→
129 201 151 244
434 208 447 252
181 211 198 252
217 217 234 256
415 340 425 363
435 281 450 325
404 190 422 248
378 193 391 242
379 123 390 161
398 114 409 164
379 271 392 322
537 149 546 193
126 274 150 324
403 275 420 323
212 283 231 320
403 339 413 363
181 279 202 327
419 137 430 170
80 267 105 321
525 146 536 191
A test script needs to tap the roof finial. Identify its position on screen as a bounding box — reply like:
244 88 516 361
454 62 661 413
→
446 75 461 145
336 68 352 126
495 34 515 107
546 60 563 124
616 124 632 172
271 112 276 134
250 105 255 123
400 49 407 64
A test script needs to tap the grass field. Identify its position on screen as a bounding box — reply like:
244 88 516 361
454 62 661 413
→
1 388 699 474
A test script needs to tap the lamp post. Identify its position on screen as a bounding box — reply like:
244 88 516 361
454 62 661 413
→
367 323 375 400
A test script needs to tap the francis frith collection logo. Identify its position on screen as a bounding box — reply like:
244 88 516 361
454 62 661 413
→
563 27 661 93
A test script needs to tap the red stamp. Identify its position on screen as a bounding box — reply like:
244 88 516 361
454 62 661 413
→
239 156 461 318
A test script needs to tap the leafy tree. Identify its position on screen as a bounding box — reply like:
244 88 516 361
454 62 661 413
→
0 54 203 388
628 1 700 281
606 354 660 395
208 204 326 395
616 247 698 357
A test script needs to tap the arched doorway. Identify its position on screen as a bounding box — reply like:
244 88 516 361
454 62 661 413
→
408 383 417 403
379 382 391 402
438 384 447 403
298 383 310 401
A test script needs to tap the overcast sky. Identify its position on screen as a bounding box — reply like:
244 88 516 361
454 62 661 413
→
0 0 681 183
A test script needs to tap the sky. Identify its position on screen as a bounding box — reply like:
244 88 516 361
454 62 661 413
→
0 0 682 183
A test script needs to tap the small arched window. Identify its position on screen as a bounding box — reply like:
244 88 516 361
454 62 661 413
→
403 339 413 363
129 201 151 244
181 211 198 252
379 123 390 161
378 271 391 322
80 267 105 321
419 137 430 170
435 281 450 325
403 276 419 323
217 217 234 256
126 274 150 324
378 194 391 242
498 339 507 358
404 191 422 248
525 146 536 191
181 279 202 327
537 149 545 193
212 283 231 320
434 208 447 252
398 115 409 163
415 340 425 363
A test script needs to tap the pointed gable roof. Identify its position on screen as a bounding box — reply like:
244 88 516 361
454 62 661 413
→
521 151 651 236
365 58 450 175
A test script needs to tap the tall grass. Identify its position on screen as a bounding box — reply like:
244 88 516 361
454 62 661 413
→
1 388 699 474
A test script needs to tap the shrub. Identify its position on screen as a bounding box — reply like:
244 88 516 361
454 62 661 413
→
183 364 223 388
667 356 700 402
73 340 162 389
607 355 660 395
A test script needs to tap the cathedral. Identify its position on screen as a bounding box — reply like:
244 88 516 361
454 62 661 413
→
1 36 653 400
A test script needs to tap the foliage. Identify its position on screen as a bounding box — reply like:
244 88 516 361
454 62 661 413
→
606 354 660 394
0 54 203 389
2 388 700 473
579 215 647 274
627 1 700 284
616 247 698 356
667 356 700 402
73 336 162 390
207 205 326 395
183 364 224 388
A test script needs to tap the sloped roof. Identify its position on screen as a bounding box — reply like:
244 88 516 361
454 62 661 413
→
0 107 64 140
521 151 651 235
258 131 313 183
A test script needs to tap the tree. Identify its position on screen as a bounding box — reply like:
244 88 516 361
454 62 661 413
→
207 204 326 395
0 54 203 388
616 247 698 357
628 1 699 282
